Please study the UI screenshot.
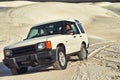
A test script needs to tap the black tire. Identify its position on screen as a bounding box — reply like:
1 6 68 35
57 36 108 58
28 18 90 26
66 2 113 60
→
11 67 28 75
78 44 88 60
53 46 67 70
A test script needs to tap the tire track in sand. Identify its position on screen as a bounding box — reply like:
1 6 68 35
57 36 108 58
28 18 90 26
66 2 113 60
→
71 40 118 80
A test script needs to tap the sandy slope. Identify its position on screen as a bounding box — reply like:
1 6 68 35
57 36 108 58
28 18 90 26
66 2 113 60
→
0 1 120 80
104 3 120 15
6 2 119 25
0 1 37 7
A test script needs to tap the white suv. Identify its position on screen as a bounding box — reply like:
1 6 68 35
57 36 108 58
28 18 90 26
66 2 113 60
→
3 19 89 75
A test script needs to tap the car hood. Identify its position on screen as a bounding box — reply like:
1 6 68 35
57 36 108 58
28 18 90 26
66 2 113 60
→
5 35 61 49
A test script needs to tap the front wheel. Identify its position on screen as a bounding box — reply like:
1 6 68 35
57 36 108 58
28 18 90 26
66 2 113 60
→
53 47 67 70
77 44 88 60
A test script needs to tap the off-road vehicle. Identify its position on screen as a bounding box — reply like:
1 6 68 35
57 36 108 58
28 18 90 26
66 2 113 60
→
3 19 89 75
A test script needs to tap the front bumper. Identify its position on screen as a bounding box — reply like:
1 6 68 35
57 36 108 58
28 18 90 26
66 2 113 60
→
3 50 56 69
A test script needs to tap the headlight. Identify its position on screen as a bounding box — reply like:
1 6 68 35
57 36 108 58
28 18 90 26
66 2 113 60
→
4 50 12 56
37 43 46 50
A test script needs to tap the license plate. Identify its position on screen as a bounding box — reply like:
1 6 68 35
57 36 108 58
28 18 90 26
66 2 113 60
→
21 61 30 64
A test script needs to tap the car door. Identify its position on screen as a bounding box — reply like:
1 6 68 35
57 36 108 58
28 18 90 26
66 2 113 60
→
70 22 82 52
76 21 88 48
63 21 81 54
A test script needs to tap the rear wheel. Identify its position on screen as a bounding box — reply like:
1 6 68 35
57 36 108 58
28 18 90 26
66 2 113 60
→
11 67 28 75
53 46 67 70
77 44 88 60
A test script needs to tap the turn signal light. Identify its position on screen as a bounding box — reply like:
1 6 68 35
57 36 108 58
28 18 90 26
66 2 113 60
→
45 41 52 49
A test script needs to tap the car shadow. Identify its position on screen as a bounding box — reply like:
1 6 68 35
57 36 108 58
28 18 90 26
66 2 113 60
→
27 65 54 74
69 58 79 62
0 62 54 77
67 55 80 62
0 57 78 77
0 62 11 77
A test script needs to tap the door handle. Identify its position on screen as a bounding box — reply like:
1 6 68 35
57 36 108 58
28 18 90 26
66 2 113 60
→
73 36 76 38
80 35 82 37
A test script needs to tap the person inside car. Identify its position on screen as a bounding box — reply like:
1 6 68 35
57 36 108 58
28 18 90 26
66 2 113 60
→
65 23 74 35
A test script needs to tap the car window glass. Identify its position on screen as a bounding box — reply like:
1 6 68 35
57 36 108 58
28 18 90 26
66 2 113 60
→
63 21 80 35
70 24 79 34
77 23 85 33
55 23 63 34
45 24 54 34
28 28 38 39
46 22 63 35
39 28 47 36
69 23 79 34
27 22 63 39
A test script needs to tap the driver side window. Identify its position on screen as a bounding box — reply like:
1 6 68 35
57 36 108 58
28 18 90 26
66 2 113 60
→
69 22 80 34
71 24 79 34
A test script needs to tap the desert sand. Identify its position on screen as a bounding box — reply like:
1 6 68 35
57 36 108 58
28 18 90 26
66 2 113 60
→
0 1 120 80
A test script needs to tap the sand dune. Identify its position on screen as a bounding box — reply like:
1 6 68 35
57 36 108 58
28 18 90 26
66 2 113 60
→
91 2 112 7
6 2 119 25
0 1 120 80
87 16 120 40
0 1 36 7
104 3 120 15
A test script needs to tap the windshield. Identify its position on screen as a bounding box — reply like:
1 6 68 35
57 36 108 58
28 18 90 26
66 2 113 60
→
27 22 63 39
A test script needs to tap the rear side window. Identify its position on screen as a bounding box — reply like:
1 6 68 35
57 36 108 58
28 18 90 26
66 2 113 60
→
77 23 85 33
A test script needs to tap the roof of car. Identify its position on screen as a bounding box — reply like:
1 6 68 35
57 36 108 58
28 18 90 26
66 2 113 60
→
32 19 79 28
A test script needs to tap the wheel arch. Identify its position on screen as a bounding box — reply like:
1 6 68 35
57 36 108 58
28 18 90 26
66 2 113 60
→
81 41 86 47
56 43 66 53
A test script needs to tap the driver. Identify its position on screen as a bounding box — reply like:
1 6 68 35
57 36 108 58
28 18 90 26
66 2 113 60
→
65 23 74 35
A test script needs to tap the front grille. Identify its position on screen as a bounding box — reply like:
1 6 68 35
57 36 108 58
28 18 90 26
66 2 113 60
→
12 44 36 57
